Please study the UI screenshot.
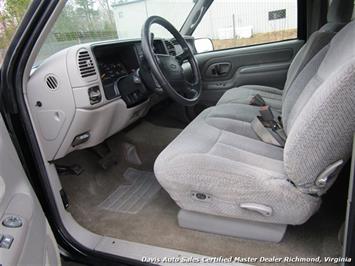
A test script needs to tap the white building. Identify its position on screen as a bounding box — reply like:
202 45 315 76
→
112 0 195 39
112 0 297 40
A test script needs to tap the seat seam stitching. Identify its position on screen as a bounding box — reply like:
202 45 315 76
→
207 130 223 154
214 141 284 166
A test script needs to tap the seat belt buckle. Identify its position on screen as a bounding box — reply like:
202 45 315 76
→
251 117 285 147
250 94 266 106
259 105 274 121
258 105 278 129
258 105 283 130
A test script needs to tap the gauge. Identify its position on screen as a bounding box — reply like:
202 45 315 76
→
98 62 128 82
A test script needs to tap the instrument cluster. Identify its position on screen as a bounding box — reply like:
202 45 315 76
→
98 62 128 83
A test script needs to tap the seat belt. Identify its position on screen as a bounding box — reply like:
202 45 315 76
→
251 118 285 147
251 105 286 147
249 94 266 106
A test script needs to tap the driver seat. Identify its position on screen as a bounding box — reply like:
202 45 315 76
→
154 20 355 242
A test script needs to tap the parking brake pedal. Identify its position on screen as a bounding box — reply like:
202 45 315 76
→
122 142 142 165
92 143 118 170
56 164 84 176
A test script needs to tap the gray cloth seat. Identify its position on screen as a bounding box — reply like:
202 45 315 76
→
217 0 353 109
154 20 355 226
154 108 320 225
208 41 329 132
218 85 283 109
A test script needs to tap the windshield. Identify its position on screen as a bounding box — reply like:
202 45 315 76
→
35 0 196 66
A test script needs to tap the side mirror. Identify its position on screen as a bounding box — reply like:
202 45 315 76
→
194 38 214 54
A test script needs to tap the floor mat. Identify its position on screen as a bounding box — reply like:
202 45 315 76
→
98 168 161 214
58 120 345 265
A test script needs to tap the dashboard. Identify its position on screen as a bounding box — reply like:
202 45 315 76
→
93 40 175 105
26 38 185 161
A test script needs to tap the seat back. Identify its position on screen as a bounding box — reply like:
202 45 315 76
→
283 20 355 189
325 0 354 31
282 0 353 96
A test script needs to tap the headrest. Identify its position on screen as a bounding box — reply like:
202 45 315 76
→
319 20 355 79
327 0 354 23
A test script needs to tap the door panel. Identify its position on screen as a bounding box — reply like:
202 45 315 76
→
0 115 60 266
195 39 304 106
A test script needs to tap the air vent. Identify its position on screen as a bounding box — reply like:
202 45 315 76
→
46 75 58 90
165 40 176 56
77 49 97 78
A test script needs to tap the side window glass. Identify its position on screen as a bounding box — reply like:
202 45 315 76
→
193 0 298 53
0 0 32 65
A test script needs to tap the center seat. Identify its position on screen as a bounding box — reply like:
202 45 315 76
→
201 42 329 140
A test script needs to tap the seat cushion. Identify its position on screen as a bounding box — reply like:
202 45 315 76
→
154 108 320 225
217 85 283 110
202 103 281 140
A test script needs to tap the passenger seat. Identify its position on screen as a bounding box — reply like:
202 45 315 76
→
217 0 354 110
154 18 355 242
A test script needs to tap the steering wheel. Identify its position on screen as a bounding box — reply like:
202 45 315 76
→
141 16 202 106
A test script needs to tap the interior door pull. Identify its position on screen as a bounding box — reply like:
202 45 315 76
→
213 65 226 75
207 62 231 77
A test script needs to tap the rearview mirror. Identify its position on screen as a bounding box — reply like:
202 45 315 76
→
194 38 214 54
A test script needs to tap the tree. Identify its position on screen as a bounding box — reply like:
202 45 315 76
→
98 0 115 28
75 0 98 31
50 3 78 35
0 0 31 49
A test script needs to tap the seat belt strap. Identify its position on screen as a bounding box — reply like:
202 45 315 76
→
276 127 287 140
251 117 285 147
249 94 266 106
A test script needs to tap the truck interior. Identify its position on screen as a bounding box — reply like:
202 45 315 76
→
11 0 355 264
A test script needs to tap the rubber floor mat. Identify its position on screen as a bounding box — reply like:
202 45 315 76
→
98 168 161 214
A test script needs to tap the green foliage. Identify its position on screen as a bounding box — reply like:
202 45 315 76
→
34 0 117 64
48 0 117 41
0 0 117 50
0 0 31 48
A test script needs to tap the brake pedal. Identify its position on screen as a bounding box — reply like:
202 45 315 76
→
92 143 118 170
98 153 118 170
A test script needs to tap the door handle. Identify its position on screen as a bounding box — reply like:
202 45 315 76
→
213 65 227 75
207 62 231 77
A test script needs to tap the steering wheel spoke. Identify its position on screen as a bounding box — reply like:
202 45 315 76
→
142 16 201 106
175 49 189 64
